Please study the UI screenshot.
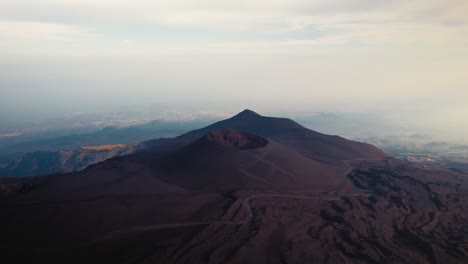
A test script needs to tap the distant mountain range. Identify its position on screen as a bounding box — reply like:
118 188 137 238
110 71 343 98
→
0 110 466 264
0 145 129 177
0 119 215 153
0 119 214 177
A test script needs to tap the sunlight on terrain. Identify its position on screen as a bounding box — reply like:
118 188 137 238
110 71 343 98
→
80 144 126 151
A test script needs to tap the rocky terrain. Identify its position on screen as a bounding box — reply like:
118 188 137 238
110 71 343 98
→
0 110 466 264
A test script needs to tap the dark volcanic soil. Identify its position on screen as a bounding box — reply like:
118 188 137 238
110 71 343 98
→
205 129 269 150
1 111 466 264
2 158 467 264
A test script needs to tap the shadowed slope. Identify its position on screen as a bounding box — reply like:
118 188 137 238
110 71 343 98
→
170 109 387 163
155 129 343 191
0 129 347 249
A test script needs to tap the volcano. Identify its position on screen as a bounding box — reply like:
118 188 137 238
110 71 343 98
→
0 110 466 264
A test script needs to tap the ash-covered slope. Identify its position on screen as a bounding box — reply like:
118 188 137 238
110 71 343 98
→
0 128 353 257
155 129 343 191
0 110 424 264
171 109 387 163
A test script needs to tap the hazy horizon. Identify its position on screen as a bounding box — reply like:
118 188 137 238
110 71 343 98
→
1 1 467 141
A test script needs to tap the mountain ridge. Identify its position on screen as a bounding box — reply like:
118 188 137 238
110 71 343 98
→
0 110 386 177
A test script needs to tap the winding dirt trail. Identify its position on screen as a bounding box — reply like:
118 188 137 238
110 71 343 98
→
79 158 376 247
78 193 363 248
20 158 380 250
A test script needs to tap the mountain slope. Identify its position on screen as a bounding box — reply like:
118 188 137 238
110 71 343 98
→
0 145 129 177
172 109 386 162
155 129 345 191
0 110 385 177
0 111 467 264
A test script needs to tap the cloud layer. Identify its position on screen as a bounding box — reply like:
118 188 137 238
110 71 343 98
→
1 0 467 55
0 0 467 136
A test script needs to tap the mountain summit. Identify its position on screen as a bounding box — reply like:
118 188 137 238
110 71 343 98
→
231 109 261 118
176 109 385 163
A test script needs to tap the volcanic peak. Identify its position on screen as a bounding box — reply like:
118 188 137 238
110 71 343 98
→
232 109 261 119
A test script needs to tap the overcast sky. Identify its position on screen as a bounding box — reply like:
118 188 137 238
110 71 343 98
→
0 0 467 137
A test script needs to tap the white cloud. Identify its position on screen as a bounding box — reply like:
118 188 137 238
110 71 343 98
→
0 21 86 42
0 1 466 58
0 2 465 48
1 1 467 34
